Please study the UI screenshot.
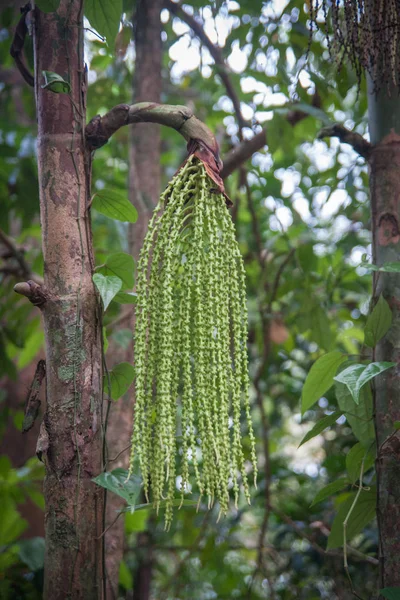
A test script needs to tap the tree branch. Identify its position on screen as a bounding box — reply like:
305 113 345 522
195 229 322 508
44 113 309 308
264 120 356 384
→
86 102 232 203
271 504 379 567
23 359 46 432
10 4 34 87
166 0 246 134
221 130 267 179
86 102 219 155
318 124 372 159
0 228 31 280
14 280 49 307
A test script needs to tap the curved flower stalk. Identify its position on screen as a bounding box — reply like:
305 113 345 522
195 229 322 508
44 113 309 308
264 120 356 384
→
129 155 257 529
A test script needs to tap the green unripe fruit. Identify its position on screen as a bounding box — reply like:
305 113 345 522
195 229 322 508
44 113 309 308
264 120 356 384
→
129 156 257 529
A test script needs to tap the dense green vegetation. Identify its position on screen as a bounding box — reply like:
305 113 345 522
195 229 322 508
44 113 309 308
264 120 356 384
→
0 1 395 598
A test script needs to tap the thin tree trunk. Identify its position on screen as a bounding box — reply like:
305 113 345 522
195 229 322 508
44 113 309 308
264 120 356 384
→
32 2 104 598
368 81 400 592
130 3 163 598
105 0 163 596
129 0 163 256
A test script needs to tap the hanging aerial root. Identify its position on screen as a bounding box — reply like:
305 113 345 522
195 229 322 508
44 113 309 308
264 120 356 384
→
129 155 257 529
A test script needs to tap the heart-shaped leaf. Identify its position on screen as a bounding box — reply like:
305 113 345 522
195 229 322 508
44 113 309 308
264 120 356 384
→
93 274 122 311
334 362 395 404
97 252 135 289
104 362 135 400
92 189 138 223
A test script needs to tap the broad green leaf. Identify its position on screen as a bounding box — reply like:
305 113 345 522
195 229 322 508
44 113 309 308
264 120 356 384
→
104 362 135 400
41 71 71 94
335 373 375 447
125 510 148 534
93 274 122 311
119 560 133 590
301 351 346 414
334 362 396 404
97 252 135 289
327 486 376 549
311 478 350 507
360 262 400 273
92 468 142 504
113 291 137 304
309 304 333 351
85 0 123 45
92 189 138 223
0 499 28 545
35 0 60 12
122 499 198 512
299 410 343 447
345 442 375 484
18 537 45 572
380 589 400 600
364 295 392 347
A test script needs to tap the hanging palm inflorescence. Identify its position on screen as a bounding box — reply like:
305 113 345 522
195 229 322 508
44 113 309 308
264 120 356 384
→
129 154 257 529
309 0 400 90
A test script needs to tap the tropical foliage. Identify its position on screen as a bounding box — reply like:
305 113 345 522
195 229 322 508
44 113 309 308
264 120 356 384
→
0 0 393 598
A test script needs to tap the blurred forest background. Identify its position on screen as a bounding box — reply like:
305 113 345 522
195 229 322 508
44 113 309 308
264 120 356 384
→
0 0 381 599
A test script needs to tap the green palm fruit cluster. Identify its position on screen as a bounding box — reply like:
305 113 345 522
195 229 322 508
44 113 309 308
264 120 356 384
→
129 155 257 529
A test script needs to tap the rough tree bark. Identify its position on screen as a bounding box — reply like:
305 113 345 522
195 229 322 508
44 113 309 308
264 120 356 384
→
30 2 104 598
368 82 400 593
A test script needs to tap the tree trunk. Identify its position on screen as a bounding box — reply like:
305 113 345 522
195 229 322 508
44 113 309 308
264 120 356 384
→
129 0 163 257
368 82 400 592
104 0 163 596
33 3 104 598
130 3 163 598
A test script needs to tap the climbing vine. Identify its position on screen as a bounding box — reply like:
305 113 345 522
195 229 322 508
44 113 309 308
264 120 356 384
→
129 155 257 528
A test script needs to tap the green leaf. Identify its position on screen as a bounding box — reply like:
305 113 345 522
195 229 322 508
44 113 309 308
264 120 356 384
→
41 71 71 94
0 499 28 545
309 304 333 351
125 510 148 534
311 478 350 507
92 468 142 504
364 295 392 347
380 589 400 600
97 252 135 289
334 362 396 404
35 0 60 12
335 371 375 447
18 537 45 572
119 560 133 590
85 0 123 45
113 291 137 304
327 486 376 549
299 410 343 447
104 362 135 400
92 189 138 223
93 274 122 311
346 442 375 484
360 262 400 272
301 351 347 414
